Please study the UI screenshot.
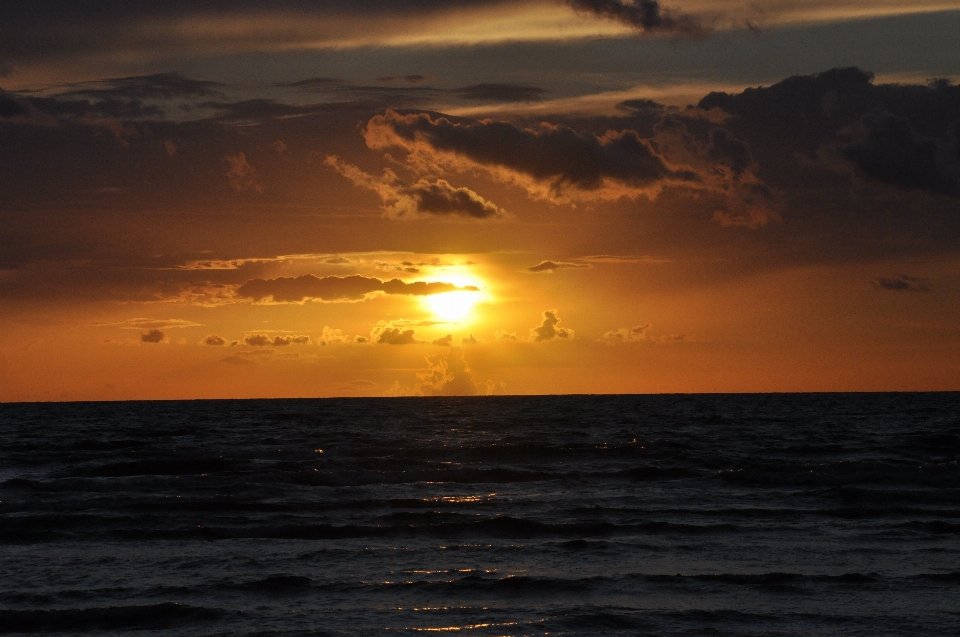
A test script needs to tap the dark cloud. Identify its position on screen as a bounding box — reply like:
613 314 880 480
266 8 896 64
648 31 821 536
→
274 77 345 90
568 0 707 37
282 77 543 106
698 68 960 199
843 114 958 197
706 128 752 177
530 309 573 341
236 274 477 303
0 91 27 118
2 74 225 123
615 98 666 112
0 2 523 63
272 77 438 109
453 83 544 102
244 334 272 347
366 110 698 193
527 260 588 272
377 75 431 84
62 73 226 101
202 334 226 346
374 326 419 345
432 334 453 346
141 329 165 343
325 156 507 219
406 179 505 218
461 333 478 344
874 274 930 292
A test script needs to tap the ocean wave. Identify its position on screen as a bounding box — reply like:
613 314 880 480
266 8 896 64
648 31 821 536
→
0 603 222 633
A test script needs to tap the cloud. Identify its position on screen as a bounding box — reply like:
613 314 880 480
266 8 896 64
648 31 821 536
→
416 347 478 396
0 91 28 118
453 83 544 102
372 326 420 345
530 309 574 341
527 260 589 272
319 326 352 345
325 156 507 219
495 330 518 341
0 1 637 72
699 68 960 200
843 114 959 197
377 75 431 84
277 335 311 345
244 333 311 346
616 97 667 112
461 333 478 344
235 273 478 303
364 110 698 200
103 318 202 330
432 333 454 346
141 329 165 343
602 323 650 341
61 73 226 101
874 274 930 292
567 0 708 37
602 323 687 343
225 152 263 193
201 334 226 346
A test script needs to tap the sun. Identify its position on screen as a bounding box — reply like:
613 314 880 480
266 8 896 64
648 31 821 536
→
426 291 478 322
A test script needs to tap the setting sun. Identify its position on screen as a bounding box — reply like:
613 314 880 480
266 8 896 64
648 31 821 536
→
425 291 478 322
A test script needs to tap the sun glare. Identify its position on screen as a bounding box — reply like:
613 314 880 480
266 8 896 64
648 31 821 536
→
426 291 477 322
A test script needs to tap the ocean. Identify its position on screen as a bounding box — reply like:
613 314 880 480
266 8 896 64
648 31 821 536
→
1 393 958 636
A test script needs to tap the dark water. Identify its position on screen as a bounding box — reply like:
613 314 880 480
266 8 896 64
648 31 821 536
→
1 394 959 636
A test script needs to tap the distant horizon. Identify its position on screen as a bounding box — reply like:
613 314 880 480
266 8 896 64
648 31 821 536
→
5 389 960 406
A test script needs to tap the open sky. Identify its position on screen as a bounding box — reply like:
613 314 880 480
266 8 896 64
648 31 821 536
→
2 0 959 400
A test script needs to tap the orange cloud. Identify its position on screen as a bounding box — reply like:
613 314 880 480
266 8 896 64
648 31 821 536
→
235 274 478 303
530 310 574 341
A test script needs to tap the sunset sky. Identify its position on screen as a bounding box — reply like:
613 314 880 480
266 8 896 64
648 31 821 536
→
2 0 959 400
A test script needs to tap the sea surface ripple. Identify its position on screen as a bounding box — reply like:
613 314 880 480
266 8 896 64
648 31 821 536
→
1 393 958 635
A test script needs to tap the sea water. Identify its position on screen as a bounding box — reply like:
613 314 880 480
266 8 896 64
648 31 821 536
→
1 394 958 635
